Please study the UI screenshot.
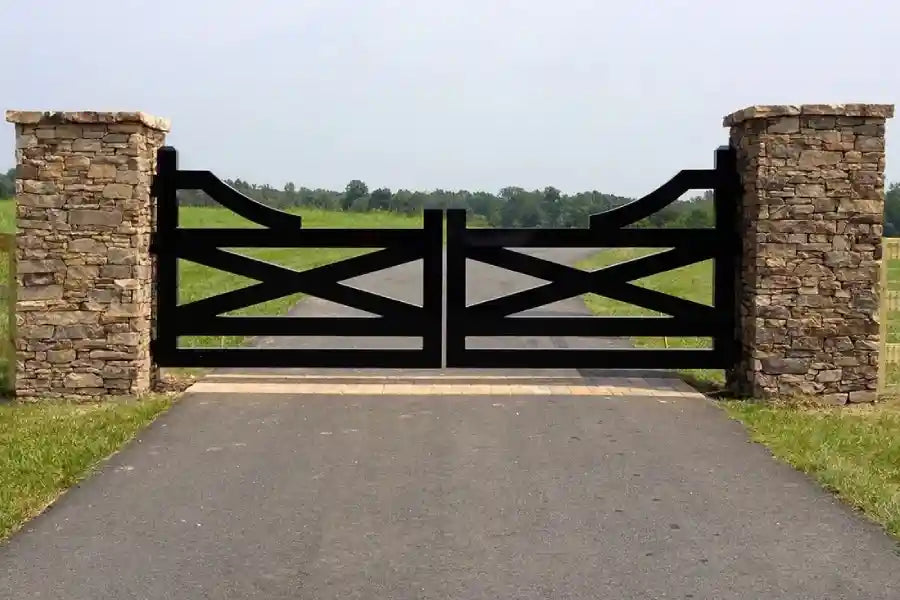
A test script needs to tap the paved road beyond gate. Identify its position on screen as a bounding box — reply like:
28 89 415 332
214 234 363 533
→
150 146 740 370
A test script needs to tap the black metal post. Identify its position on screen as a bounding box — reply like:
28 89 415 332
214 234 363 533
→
713 145 740 367
152 147 178 365
422 209 444 367
445 209 467 366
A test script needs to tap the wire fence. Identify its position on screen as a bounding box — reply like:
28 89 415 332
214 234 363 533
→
0 234 14 395
879 238 900 394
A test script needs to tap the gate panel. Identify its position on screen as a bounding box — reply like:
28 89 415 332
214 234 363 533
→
150 147 444 368
445 146 740 369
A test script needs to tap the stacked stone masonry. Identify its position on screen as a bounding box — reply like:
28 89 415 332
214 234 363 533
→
725 104 894 403
5 111 169 397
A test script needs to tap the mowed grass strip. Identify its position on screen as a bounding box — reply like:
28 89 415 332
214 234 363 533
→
0 396 173 540
724 399 900 539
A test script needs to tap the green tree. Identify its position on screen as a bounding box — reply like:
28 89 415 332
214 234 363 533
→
0 168 14 198
541 186 562 226
390 189 413 214
342 180 368 211
350 196 369 211
369 187 392 211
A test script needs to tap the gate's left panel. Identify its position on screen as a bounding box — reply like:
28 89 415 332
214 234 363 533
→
150 147 444 368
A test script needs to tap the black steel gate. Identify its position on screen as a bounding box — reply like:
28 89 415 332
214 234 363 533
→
150 147 444 368
151 146 739 369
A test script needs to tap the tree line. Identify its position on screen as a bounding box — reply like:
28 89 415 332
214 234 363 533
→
3 167 900 232
179 177 716 229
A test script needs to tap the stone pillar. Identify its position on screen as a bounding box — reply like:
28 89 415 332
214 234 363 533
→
5 111 169 398
724 104 893 403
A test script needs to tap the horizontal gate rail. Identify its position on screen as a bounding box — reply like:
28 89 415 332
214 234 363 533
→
169 227 426 248
444 146 740 370
156 348 436 369
150 146 444 369
448 348 725 370
459 316 724 338
459 227 727 248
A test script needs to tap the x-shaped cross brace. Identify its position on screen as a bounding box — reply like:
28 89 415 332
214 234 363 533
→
465 246 717 320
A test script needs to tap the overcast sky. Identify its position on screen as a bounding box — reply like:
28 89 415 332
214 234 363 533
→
2 0 896 197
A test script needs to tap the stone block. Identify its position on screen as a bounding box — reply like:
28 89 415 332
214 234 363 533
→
19 285 63 301
19 259 65 274
72 139 101 152
107 247 136 265
69 209 124 226
68 238 107 253
87 164 117 179
761 357 809 375
102 183 133 199
815 369 842 383
47 350 76 363
23 180 58 194
848 390 878 403
62 372 103 388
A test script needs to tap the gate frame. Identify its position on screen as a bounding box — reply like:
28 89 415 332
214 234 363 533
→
150 145 740 371
443 146 740 369
150 147 445 369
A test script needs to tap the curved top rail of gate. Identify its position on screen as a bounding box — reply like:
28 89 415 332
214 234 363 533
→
589 146 734 230
156 146 304 230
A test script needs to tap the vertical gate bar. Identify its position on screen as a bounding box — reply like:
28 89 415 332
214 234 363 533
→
445 209 467 367
713 145 740 368
153 147 179 364
421 209 444 367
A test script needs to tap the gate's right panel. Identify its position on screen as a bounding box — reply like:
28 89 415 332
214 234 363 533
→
444 146 740 369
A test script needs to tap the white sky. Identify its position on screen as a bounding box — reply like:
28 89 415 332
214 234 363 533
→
2 0 896 196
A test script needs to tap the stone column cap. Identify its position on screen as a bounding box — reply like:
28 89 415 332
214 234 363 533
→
5 110 170 132
724 104 894 126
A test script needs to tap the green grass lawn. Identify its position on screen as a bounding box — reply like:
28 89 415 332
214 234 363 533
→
0 396 173 540
725 398 900 539
575 248 723 388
